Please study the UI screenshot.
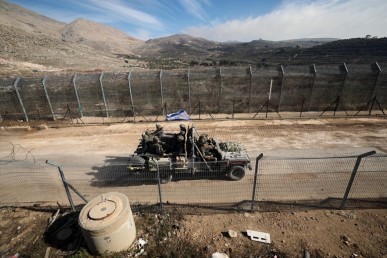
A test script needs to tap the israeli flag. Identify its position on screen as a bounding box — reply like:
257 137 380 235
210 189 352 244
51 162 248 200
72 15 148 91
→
166 109 191 121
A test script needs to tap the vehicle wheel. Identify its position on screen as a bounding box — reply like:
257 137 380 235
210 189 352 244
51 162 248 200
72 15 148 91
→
127 155 146 166
227 166 245 181
160 174 173 184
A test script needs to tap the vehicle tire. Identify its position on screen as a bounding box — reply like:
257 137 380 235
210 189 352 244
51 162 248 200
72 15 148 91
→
160 174 173 184
127 155 146 166
227 166 245 181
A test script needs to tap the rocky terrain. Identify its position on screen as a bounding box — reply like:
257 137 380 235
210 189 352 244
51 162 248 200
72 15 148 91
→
1 0 387 76
0 0 145 76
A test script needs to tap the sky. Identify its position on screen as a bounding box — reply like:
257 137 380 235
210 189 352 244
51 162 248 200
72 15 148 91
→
7 0 387 42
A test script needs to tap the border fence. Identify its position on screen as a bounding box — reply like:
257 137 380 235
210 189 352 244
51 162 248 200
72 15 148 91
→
1 151 386 212
1 63 386 122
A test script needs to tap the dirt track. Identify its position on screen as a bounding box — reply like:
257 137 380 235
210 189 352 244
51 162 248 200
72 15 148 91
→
1 117 387 258
1 117 387 162
0 117 386 206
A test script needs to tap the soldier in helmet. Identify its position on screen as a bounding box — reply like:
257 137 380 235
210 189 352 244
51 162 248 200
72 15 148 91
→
174 124 187 154
153 123 164 138
140 129 152 153
151 136 164 156
197 134 215 161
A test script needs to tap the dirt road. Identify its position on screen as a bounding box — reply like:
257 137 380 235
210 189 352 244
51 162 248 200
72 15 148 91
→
1 117 386 207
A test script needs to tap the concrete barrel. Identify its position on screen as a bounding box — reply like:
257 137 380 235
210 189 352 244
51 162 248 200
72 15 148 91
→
78 192 136 255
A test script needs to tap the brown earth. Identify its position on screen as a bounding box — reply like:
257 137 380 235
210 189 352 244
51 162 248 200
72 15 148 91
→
0 117 386 257
0 207 386 257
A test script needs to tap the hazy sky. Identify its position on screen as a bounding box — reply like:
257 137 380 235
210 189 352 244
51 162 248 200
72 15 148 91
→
7 0 387 41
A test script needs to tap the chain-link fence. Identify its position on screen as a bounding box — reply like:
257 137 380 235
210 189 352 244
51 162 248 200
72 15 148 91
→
1 63 386 122
1 152 386 212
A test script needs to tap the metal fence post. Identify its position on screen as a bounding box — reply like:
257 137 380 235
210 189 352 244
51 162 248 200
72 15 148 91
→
277 65 285 112
99 72 109 117
188 68 191 114
335 63 348 115
42 76 56 121
340 150 376 209
307 64 317 112
251 153 264 211
13 77 28 122
218 67 223 113
72 74 83 118
232 97 235 119
160 70 165 117
155 159 163 211
128 71 136 122
199 100 201 120
248 66 253 114
369 62 382 113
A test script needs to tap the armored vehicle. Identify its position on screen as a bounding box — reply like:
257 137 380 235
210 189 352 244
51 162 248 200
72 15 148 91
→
127 124 252 184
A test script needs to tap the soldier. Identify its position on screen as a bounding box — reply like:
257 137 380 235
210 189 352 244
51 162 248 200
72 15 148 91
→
141 129 152 153
153 123 164 138
151 136 164 156
197 134 216 161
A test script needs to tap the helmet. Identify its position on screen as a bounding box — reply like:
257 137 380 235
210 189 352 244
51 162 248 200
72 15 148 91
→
156 123 163 130
179 124 186 130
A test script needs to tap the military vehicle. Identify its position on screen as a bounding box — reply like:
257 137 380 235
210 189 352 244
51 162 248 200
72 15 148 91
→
127 124 252 184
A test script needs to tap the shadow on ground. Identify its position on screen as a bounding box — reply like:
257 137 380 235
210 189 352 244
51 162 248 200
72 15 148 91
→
87 156 230 188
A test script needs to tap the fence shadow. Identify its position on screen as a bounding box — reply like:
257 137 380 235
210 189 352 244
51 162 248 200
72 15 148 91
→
87 156 232 188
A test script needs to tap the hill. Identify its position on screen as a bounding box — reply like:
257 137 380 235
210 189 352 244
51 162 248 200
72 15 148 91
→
0 0 146 76
0 0 65 38
1 0 387 74
60 18 143 54
290 37 387 64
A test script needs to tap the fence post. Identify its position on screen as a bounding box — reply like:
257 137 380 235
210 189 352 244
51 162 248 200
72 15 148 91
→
277 65 285 112
188 68 191 114
13 77 29 122
251 153 264 211
300 97 305 117
160 70 165 117
335 63 348 115
46 160 75 212
199 100 201 120
307 64 317 112
369 62 382 112
42 76 56 121
248 66 253 114
340 150 376 209
127 71 136 122
72 74 83 118
99 72 109 117
218 67 223 113
232 97 235 119
155 160 163 211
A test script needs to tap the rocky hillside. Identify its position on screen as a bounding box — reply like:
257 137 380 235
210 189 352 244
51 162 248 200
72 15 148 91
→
60 19 143 54
1 0 386 75
133 34 220 59
0 0 65 38
0 24 145 76
0 0 146 76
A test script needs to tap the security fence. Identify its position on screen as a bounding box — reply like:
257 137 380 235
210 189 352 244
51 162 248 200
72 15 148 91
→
1 152 386 212
0 63 386 122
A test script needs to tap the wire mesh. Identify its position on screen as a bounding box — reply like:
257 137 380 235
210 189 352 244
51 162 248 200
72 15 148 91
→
0 161 65 206
349 155 387 199
254 156 357 203
1 154 386 210
0 64 386 121
45 74 79 119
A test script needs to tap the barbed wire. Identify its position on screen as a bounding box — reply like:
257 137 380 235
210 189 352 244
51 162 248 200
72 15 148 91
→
0 141 36 163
